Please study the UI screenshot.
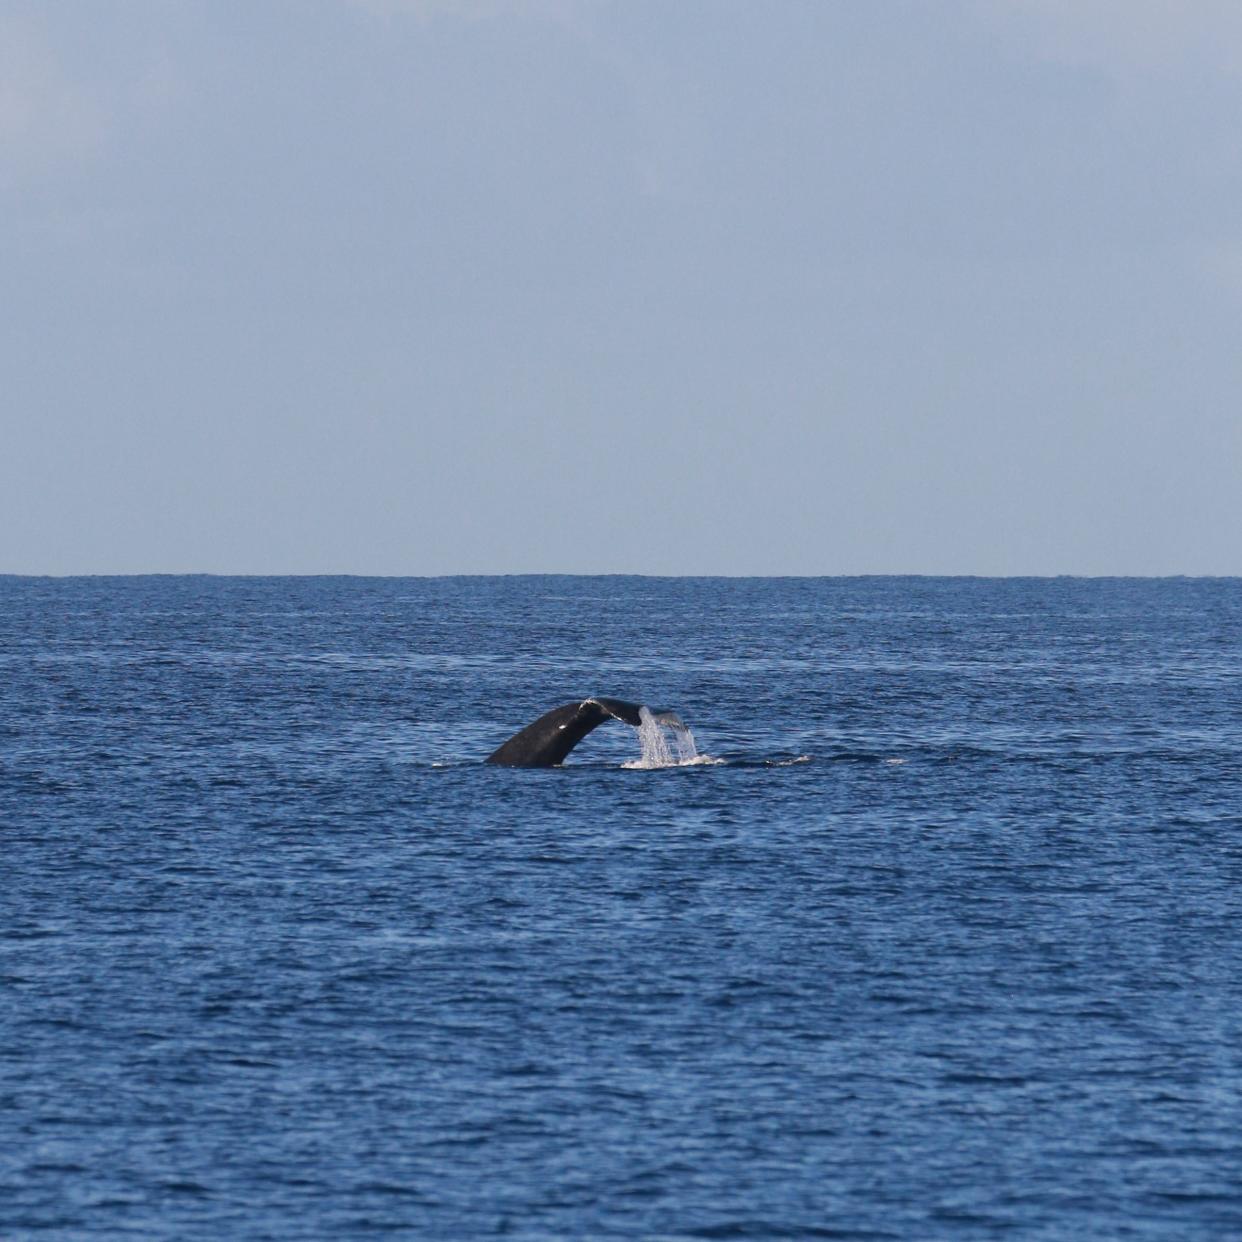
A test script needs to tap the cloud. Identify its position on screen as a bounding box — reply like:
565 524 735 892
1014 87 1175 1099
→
0 16 107 183
1193 238 1242 298
348 0 592 22
980 0 1242 77
0 11 184 192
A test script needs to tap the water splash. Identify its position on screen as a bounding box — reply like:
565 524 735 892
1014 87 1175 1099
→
624 706 709 769
672 723 701 764
633 707 674 767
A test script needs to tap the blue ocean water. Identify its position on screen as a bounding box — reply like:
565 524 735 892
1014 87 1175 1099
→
3 575 1241 1240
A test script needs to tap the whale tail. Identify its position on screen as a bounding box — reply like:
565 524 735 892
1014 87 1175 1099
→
594 698 684 730
485 697 684 767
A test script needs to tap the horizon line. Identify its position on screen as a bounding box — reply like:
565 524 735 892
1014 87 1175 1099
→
3 571 1239 582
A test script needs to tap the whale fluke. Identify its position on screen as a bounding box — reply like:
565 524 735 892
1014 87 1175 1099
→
485 697 682 767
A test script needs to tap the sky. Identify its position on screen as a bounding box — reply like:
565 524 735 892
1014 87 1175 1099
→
3 0 1240 575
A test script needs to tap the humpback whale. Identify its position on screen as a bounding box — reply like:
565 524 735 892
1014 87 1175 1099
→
486 697 685 767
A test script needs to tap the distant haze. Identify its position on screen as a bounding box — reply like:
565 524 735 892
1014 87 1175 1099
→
4 0 1240 575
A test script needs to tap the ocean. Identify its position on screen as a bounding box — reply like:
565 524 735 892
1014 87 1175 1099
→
3 575 1241 1239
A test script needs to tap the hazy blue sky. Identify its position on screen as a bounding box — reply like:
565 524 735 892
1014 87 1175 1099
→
3 0 1240 574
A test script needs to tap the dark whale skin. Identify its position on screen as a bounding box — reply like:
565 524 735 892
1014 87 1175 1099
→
485 698 657 767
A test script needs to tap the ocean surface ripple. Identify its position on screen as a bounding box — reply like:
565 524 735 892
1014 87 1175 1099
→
3 575 1241 1239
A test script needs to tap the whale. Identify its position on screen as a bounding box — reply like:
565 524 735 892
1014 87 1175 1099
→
485 697 685 767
